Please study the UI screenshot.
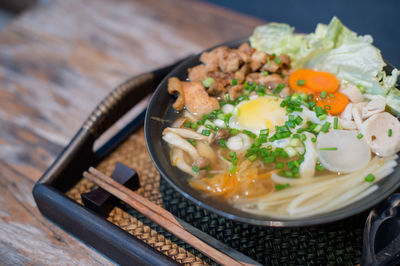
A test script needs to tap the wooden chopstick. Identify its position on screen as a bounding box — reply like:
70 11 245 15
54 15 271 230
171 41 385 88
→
84 167 249 266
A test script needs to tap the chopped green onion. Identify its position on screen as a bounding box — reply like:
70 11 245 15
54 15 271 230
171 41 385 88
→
284 147 297 157
275 183 290 190
188 139 196 146
184 122 191 128
192 165 200 174
308 101 316 109
357 84 366 93
262 71 269 76
318 114 327 121
283 171 293 177
328 93 335 98
320 91 327 99
201 129 211 136
301 134 307 141
204 165 211 171
274 83 285 94
296 80 305 86
318 147 338 151
247 154 257 162
230 128 239 135
333 117 338 129
231 78 238 86
357 133 363 139
321 122 331 133
243 129 257 138
229 164 237 174
263 157 275 163
275 162 284 169
274 57 281 65
314 124 323 133
315 106 325 117
260 129 269 137
286 120 295 128
316 164 324 171
191 123 198 130
219 139 227 148
202 77 214 88
365 174 375 183
311 137 317 143
389 129 392 137
290 138 300 147
294 116 303 125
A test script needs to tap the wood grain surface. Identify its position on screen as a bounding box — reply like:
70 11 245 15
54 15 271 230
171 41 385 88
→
0 0 262 264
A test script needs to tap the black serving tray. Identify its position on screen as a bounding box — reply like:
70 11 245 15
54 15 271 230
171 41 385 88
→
32 60 188 265
33 37 400 265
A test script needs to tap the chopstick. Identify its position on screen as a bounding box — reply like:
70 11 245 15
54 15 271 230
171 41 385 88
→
84 167 249 266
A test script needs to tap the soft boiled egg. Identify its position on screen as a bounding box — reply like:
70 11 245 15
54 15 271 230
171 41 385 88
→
229 96 286 134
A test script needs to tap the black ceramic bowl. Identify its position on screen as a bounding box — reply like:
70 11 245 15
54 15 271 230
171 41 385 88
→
145 38 400 227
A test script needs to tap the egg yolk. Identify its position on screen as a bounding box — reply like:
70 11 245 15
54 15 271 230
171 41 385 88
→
237 97 286 132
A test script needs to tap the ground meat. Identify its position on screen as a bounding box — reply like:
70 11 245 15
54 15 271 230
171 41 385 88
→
261 59 280 73
238 43 254 54
188 65 207 81
234 64 249 84
200 46 229 72
181 81 219 115
214 128 230 141
250 51 268 71
177 43 293 108
277 54 291 67
258 74 285 90
228 84 244 100
168 77 185 110
219 50 241 73
207 79 226 96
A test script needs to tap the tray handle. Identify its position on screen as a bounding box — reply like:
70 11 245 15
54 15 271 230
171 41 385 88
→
82 73 155 139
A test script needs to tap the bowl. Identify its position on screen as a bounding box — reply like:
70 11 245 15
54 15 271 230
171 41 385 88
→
144 38 400 227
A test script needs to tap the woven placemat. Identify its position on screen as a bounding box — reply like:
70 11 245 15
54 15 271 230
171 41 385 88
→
67 128 367 265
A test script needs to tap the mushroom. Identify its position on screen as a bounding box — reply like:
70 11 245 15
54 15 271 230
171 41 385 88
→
362 112 400 157
192 157 210 169
168 77 185 110
171 117 188 128
340 83 364 103
162 131 199 160
214 128 230 141
362 97 386 119
163 127 209 141
171 148 193 175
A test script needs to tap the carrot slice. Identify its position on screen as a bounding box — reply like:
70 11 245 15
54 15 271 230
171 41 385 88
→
289 69 314 94
306 71 339 93
315 92 349 115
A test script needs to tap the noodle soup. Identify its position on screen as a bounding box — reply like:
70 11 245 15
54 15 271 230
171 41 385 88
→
161 18 400 218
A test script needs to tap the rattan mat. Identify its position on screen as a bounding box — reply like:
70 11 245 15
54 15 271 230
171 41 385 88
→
67 128 367 265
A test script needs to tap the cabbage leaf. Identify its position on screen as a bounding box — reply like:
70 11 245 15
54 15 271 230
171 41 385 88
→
250 17 400 116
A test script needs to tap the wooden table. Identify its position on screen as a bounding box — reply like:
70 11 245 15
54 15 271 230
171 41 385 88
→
0 0 262 263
